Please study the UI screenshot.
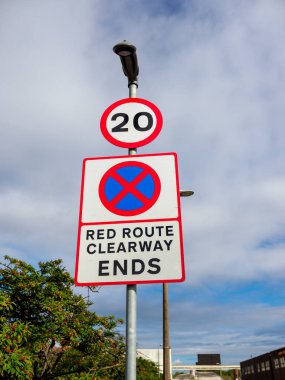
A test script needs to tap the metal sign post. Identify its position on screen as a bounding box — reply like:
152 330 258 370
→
126 80 138 380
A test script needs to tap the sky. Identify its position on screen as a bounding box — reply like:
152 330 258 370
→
1 0 285 366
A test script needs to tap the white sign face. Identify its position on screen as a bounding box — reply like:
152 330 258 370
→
76 221 184 285
75 152 185 286
100 98 163 148
80 153 179 223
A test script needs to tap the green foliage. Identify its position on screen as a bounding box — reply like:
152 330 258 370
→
215 370 236 380
0 294 33 379
0 256 125 379
0 256 163 379
136 357 162 379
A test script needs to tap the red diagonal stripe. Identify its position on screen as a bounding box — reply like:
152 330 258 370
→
108 168 151 207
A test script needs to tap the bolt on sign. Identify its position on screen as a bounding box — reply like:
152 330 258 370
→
75 152 185 286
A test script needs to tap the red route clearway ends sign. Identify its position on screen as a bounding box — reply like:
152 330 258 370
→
75 153 185 286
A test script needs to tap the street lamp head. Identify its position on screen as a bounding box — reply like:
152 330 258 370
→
113 40 137 56
113 40 139 84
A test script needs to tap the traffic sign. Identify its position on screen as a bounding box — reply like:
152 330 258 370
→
75 153 184 286
98 161 161 216
76 221 184 285
100 98 163 148
80 153 180 223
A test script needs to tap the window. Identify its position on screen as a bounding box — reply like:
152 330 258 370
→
265 360 270 370
261 362 265 371
280 356 285 368
257 363 260 372
274 358 280 369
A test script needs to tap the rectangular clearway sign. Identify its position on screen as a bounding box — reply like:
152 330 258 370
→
75 152 185 286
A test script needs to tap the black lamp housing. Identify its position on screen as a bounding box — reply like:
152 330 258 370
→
113 40 139 83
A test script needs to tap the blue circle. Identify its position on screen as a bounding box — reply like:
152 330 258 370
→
104 165 155 212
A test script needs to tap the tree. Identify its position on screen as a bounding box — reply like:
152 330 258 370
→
136 357 162 379
0 256 125 379
0 294 33 379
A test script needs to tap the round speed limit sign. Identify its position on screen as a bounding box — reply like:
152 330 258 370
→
100 98 163 148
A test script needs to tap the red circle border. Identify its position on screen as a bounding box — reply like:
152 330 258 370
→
100 98 163 148
98 160 161 216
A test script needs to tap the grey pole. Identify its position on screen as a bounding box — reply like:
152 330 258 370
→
126 80 138 380
113 40 139 380
126 282 137 380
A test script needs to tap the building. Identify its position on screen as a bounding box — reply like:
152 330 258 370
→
240 346 285 380
196 353 221 365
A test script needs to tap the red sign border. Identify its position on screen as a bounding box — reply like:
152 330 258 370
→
74 152 185 286
100 98 163 148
